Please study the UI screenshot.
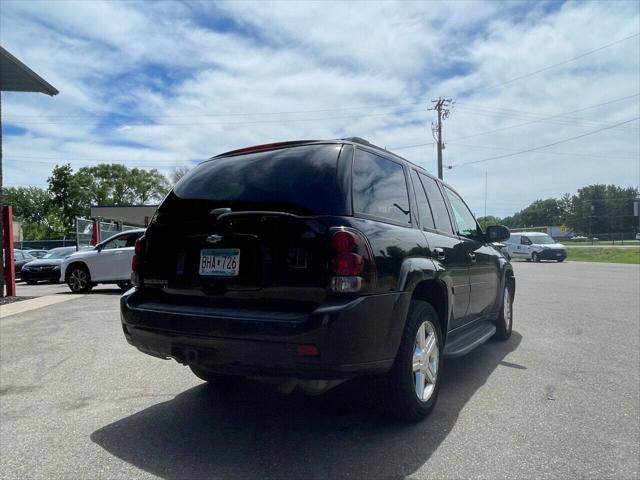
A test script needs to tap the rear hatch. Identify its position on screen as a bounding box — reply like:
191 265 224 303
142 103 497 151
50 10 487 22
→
141 143 350 310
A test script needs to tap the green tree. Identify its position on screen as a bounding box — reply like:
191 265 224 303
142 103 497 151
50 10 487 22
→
48 163 171 235
4 186 65 239
73 164 170 206
568 184 638 235
48 164 91 235
130 168 170 204
499 198 565 228
477 215 502 229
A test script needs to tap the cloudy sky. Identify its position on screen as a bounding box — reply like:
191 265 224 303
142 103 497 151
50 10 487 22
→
1 0 638 217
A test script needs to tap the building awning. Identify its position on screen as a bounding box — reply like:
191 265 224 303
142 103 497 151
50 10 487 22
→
0 46 59 95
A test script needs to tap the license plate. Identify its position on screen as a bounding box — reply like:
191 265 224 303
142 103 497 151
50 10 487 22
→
556 252 562 256
199 249 240 277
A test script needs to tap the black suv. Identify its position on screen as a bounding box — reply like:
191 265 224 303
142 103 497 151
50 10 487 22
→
121 138 515 420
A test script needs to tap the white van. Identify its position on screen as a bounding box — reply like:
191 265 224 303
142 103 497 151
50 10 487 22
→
504 232 567 262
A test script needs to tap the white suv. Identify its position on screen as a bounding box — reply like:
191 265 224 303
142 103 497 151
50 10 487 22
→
61 229 145 293
504 232 567 262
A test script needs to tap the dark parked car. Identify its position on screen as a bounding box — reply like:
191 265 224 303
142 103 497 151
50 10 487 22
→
24 249 48 259
21 246 78 284
12 250 36 280
121 138 515 420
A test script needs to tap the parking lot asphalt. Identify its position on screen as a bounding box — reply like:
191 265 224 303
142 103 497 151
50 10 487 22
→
1 261 638 480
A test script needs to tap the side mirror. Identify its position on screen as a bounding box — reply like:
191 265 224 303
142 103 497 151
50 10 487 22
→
485 225 510 243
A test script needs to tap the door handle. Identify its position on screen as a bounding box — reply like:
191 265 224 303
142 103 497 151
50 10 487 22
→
469 253 476 263
434 248 446 260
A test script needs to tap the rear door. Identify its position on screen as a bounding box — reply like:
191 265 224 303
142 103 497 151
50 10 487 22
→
412 171 471 329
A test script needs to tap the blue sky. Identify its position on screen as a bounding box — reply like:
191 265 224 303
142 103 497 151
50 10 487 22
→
1 0 639 217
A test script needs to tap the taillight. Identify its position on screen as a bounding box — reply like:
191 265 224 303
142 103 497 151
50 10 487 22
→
131 237 145 285
329 228 376 293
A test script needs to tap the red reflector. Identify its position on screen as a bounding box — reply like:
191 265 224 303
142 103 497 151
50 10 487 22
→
332 252 364 276
331 230 356 252
132 255 140 272
134 238 143 255
297 344 320 357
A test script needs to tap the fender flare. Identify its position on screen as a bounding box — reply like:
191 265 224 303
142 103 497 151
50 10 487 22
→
396 257 453 336
397 257 439 292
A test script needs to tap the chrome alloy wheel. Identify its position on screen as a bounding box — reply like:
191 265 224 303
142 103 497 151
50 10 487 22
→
503 287 512 330
69 269 88 291
412 321 439 402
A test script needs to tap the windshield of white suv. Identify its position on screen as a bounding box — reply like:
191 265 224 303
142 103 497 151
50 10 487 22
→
530 234 556 245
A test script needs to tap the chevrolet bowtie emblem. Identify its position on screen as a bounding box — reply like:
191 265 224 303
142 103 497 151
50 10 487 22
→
206 234 223 244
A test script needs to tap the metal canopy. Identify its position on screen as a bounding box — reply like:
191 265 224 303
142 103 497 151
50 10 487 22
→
0 46 59 95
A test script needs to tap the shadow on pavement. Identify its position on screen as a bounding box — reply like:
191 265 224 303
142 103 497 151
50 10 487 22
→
53 288 123 296
91 332 522 479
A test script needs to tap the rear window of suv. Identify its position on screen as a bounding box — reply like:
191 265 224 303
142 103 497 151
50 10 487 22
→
173 144 344 215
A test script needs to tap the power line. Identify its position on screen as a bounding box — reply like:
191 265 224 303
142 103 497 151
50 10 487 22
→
4 101 423 120
453 105 638 131
392 93 640 151
455 93 640 120
449 116 640 168
450 143 637 161
467 32 640 94
445 94 640 143
3 107 429 126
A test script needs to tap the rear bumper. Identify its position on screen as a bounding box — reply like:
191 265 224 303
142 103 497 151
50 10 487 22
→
120 289 410 379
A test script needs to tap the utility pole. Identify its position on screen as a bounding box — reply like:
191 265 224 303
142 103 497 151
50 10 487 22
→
429 97 453 180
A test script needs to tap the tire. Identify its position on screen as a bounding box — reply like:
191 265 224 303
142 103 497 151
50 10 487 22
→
25 280 37 285
557 259 564 263
67 265 93 293
531 252 540 262
494 280 513 340
189 365 244 386
117 281 132 291
384 300 443 421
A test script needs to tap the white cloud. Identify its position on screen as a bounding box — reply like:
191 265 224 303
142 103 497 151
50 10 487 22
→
1 0 638 216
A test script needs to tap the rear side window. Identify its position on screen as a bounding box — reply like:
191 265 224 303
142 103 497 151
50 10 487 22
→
417 173 454 235
352 149 411 225
410 169 435 230
173 144 344 215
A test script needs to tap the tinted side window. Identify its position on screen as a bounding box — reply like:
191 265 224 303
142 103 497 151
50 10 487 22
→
410 169 435 230
444 186 479 239
521 236 531 245
418 173 453 234
352 149 411 225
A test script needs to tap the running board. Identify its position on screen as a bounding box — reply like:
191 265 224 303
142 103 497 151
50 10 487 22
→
443 320 496 358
